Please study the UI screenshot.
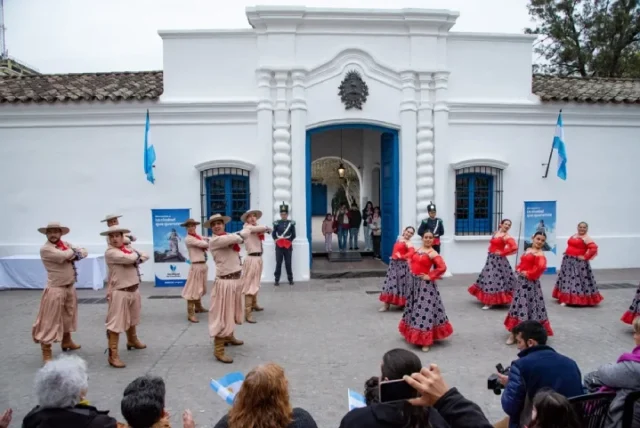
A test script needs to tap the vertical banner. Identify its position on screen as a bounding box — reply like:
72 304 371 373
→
151 209 191 287
523 201 557 274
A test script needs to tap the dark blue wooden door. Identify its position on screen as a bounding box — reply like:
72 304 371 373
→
311 183 328 216
380 132 399 264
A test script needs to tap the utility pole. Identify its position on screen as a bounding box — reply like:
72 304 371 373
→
0 0 7 59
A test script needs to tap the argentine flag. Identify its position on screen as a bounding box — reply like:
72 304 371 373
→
552 112 567 180
144 110 156 184
210 372 244 406
347 389 366 411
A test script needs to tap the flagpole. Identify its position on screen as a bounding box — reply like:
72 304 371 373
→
542 109 561 178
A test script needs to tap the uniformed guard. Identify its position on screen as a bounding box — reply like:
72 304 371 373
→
417 201 445 254
272 202 296 286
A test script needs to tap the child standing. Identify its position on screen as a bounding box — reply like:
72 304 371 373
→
322 213 334 253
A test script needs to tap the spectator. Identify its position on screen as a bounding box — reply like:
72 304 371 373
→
498 320 583 428
321 213 334 253
370 207 382 259
22 355 118 428
528 390 581 428
118 375 172 428
583 316 640 428
213 363 317 428
362 201 374 251
403 363 494 427
348 204 361 250
363 376 380 405
337 205 350 253
339 348 450 427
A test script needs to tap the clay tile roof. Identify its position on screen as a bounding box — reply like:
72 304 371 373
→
0 71 163 104
1 70 640 104
532 74 640 104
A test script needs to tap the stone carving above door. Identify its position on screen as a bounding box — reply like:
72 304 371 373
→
338 70 369 110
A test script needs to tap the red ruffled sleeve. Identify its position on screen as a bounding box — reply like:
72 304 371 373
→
428 255 447 281
392 241 408 260
501 237 517 257
404 246 416 261
584 242 598 261
526 254 547 280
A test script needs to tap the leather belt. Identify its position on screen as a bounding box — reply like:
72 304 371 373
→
217 271 241 280
248 252 262 257
119 284 139 292
191 261 206 264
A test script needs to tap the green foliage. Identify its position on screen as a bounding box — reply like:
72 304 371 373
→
527 0 640 77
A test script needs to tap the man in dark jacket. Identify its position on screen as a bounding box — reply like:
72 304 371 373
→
348 204 362 250
499 321 583 428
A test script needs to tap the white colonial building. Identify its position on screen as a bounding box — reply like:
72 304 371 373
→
1 6 639 283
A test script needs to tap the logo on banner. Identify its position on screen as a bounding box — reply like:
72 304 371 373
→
170 265 177 272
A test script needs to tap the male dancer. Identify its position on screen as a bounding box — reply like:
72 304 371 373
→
417 202 445 253
181 218 210 323
100 214 136 246
272 202 296 286
205 214 248 363
32 222 88 364
101 225 148 368
240 209 271 323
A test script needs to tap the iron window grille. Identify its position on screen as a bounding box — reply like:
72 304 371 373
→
200 167 250 234
454 166 503 236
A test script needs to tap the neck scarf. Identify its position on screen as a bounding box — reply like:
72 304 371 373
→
55 241 68 251
120 245 132 254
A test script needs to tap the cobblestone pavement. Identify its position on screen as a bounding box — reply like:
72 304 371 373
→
1 269 639 427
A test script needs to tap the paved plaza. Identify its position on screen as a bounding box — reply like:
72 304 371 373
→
1 268 640 427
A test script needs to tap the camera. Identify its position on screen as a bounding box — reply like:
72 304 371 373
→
487 363 510 395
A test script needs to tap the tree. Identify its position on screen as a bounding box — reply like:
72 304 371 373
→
527 0 640 77
311 158 360 211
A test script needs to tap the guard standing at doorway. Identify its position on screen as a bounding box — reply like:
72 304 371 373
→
273 202 296 286
417 202 445 253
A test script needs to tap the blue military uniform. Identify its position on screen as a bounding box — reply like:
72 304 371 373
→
417 201 445 253
272 202 296 286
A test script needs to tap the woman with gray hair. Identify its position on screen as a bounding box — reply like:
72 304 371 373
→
22 355 117 428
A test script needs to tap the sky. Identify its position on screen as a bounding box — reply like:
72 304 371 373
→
4 0 533 74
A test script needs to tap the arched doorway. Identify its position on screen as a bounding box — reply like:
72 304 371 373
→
306 123 400 266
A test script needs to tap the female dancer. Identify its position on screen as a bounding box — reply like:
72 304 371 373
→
552 221 603 307
379 226 415 312
240 209 271 323
399 231 453 352
504 231 553 344
468 219 517 309
621 286 640 325
181 218 210 323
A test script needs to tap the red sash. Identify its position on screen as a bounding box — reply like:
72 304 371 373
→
276 239 292 249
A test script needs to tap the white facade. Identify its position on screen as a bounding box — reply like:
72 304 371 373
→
1 6 640 281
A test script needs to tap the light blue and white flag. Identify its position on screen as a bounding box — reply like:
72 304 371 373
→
144 110 156 184
210 372 244 406
552 111 567 180
347 389 366 411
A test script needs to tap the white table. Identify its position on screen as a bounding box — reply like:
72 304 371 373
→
0 254 106 290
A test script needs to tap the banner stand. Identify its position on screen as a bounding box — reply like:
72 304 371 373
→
523 201 557 275
151 209 191 287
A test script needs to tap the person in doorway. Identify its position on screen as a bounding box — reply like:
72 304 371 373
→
336 204 350 253
362 201 374 252
349 204 362 250
32 222 88 365
370 207 382 259
206 214 248 363
240 209 271 323
417 202 445 254
322 213 334 253
504 232 553 345
101 225 149 369
100 214 136 246
272 202 296 286
181 218 209 323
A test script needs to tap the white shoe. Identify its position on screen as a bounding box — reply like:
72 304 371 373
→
482 305 491 310
506 334 515 345
378 304 389 312
421 346 430 352
560 303 567 307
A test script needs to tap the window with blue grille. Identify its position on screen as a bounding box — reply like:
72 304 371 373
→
200 168 250 233
454 166 503 235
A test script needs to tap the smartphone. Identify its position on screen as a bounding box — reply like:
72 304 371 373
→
496 364 505 374
378 379 418 403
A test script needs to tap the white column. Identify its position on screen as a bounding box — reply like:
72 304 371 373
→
400 71 418 234
433 71 452 277
257 69 276 282
272 71 292 217
289 69 310 281
416 73 435 226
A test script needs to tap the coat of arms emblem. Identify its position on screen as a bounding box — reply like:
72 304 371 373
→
338 70 369 110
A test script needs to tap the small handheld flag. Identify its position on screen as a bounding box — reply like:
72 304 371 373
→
144 110 156 184
210 372 244 406
552 111 567 180
347 389 366 411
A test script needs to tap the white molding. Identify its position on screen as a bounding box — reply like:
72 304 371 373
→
158 29 256 39
449 32 537 44
194 159 256 172
450 158 509 170
0 100 258 128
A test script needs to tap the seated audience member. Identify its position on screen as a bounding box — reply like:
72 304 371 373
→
213 363 317 428
527 390 581 428
0 409 11 428
364 376 380 405
584 316 640 428
22 355 118 428
340 348 491 427
498 320 583 428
